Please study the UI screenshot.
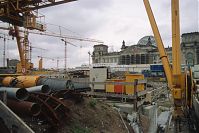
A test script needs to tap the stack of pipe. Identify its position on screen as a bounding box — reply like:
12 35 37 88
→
0 87 42 117
1 76 53 117
2 76 91 92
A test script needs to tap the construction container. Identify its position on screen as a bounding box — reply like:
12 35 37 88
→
114 79 125 93
125 74 144 95
90 67 108 91
105 79 114 93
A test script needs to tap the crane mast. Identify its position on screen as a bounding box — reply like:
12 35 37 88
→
143 0 191 119
172 0 181 75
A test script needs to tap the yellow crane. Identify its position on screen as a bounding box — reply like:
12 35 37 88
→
143 0 195 131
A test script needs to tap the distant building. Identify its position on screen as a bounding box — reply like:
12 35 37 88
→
7 59 19 68
92 32 199 66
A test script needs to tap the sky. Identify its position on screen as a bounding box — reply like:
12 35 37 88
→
0 0 198 69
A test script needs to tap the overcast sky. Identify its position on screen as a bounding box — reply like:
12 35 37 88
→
0 0 198 68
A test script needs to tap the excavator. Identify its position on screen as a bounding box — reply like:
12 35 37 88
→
143 0 198 132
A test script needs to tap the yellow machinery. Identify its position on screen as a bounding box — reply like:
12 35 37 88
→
143 0 194 125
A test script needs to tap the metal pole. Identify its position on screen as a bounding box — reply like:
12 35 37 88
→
88 51 91 65
65 41 67 71
57 58 59 70
3 34 6 67
133 79 138 112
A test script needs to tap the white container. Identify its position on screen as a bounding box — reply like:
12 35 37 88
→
194 71 199 79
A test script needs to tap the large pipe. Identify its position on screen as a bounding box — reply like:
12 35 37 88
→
0 87 29 101
26 85 51 94
73 82 91 92
2 77 15 87
37 78 74 91
7 100 41 116
14 76 41 88
2 76 41 88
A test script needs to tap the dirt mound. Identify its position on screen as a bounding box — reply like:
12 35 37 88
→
58 97 128 133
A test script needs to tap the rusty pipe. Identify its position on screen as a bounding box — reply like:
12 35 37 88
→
0 87 29 101
26 85 51 94
7 100 41 116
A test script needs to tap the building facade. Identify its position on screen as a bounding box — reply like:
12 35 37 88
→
92 32 199 66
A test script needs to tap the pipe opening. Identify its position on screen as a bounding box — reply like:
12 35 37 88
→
16 89 29 101
41 85 51 93
30 103 41 116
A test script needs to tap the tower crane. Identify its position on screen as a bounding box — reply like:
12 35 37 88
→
61 38 78 71
143 0 196 131
0 33 12 67
0 26 103 73
37 56 55 70
29 44 47 63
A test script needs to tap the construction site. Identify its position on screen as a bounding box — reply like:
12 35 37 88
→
0 0 198 133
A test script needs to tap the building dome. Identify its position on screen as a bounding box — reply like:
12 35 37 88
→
137 36 156 47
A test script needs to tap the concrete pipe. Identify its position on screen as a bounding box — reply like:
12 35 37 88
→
7 100 41 116
26 85 51 94
0 87 29 101
2 77 15 87
37 78 74 91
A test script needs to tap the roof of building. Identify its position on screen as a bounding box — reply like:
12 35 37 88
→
103 51 120 56
182 32 199 36
94 44 108 47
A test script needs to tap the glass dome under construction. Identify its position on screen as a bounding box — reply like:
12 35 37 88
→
137 36 156 47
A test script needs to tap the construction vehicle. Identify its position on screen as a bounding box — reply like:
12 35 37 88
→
143 0 197 131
